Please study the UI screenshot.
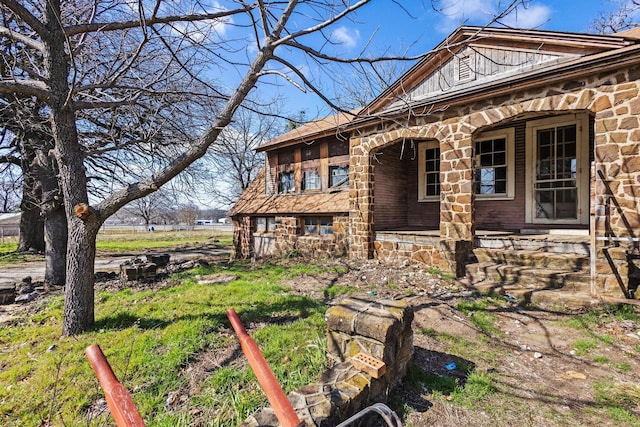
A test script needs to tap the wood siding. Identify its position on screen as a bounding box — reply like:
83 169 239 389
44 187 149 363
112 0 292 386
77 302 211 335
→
475 122 526 230
392 46 573 109
373 143 409 230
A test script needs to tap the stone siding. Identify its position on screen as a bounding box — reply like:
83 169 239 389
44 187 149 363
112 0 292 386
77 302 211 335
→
241 297 413 426
234 215 349 259
349 66 640 293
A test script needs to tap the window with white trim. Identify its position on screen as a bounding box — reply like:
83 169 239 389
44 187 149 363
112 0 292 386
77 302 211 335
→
417 141 440 201
474 128 515 199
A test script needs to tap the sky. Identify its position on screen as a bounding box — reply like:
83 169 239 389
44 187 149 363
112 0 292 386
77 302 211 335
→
250 0 633 118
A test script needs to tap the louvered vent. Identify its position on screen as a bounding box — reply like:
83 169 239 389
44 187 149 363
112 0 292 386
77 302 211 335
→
458 55 472 81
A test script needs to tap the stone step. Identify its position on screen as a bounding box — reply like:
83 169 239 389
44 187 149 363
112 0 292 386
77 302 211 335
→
472 248 590 272
466 262 591 290
476 236 590 255
464 280 597 309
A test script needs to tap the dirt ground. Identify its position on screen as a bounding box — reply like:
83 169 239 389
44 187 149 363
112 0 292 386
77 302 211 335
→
277 258 640 427
3 250 640 426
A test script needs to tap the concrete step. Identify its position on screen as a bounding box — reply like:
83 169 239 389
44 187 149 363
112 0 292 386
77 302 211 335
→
466 262 591 290
472 248 590 272
476 236 590 255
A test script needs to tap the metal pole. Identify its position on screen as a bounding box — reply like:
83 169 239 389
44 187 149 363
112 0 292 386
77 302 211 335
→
85 344 146 427
226 308 304 427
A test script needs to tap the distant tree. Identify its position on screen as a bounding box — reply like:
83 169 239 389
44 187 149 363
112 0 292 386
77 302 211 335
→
590 0 640 33
176 203 199 229
121 190 176 227
204 101 282 207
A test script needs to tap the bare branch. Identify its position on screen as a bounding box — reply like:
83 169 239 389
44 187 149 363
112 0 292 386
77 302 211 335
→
0 80 50 99
0 0 48 37
64 6 255 36
0 25 44 51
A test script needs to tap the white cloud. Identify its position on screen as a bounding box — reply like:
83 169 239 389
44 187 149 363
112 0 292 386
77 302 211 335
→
435 0 553 32
501 4 552 28
332 26 360 48
165 1 233 42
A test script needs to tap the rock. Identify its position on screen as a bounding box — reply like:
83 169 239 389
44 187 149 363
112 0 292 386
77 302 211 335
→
15 291 41 303
197 274 238 285
0 282 16 305
17 284 33 294
533 352 543 359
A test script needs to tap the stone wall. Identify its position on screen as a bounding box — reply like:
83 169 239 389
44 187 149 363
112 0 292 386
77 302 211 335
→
241 297 413 427
236 215 350 259
232 216 253 259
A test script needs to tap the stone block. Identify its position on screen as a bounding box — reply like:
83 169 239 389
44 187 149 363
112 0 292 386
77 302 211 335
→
0 282 15 305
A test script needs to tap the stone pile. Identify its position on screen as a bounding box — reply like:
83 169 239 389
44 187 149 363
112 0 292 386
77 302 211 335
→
241 296 413 426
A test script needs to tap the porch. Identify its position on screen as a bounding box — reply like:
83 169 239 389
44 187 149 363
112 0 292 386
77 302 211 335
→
372 229 633 305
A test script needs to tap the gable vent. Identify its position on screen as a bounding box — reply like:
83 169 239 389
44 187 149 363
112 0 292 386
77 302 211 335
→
458 55 473 81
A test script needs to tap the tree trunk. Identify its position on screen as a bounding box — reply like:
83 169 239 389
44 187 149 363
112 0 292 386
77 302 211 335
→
17 144 44 253
44 209 67 286
44 0 98 335
36 148 67 286
17 202 44 252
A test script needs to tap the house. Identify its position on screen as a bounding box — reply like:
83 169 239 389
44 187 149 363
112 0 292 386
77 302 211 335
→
229 26 640 302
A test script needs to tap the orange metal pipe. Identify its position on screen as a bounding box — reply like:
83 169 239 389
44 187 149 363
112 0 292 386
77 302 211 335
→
85 344 146 427
226 308 304 427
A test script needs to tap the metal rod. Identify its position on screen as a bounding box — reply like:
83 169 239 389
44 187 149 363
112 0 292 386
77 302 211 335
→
336 402 403 427
85 344 146 427
226 308 304 427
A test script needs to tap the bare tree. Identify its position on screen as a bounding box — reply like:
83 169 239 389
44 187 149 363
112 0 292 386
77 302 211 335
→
0 0 529 335
590 0 640 33
203 97 284 207
121 189 176 227
0 0 382 335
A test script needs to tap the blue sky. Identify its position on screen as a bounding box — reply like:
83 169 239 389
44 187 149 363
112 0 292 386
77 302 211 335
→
248 0 631 118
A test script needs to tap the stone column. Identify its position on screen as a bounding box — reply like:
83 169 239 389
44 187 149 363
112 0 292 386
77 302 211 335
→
231 216 252 259
349 139 374 260
438 134 475 276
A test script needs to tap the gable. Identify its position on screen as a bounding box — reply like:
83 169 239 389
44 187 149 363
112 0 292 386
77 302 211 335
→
390 45 575 108
367 26 635 114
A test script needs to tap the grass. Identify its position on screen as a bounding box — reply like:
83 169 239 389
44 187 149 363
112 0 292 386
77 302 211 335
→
572 338 598 356
0 260 329 426
456 299 502 336
594 381 640 426
96 229 232 252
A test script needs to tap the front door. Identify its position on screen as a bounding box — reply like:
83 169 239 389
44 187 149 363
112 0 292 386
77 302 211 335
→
526 114 589 225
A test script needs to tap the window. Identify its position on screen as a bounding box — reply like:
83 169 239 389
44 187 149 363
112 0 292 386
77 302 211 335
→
303 217 333 235
302 169 321 191
418 141 440 201
255 217 276 232
330 165 349 188
279 171 295 193
277 149 296 193
474 128 515 199
329 140 349 157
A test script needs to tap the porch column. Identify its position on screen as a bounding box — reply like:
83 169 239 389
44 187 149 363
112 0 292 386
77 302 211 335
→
349 139 374 260
438 135 475 277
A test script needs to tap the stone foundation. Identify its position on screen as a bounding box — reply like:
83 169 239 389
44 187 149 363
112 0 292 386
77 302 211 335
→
240 297 413 426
